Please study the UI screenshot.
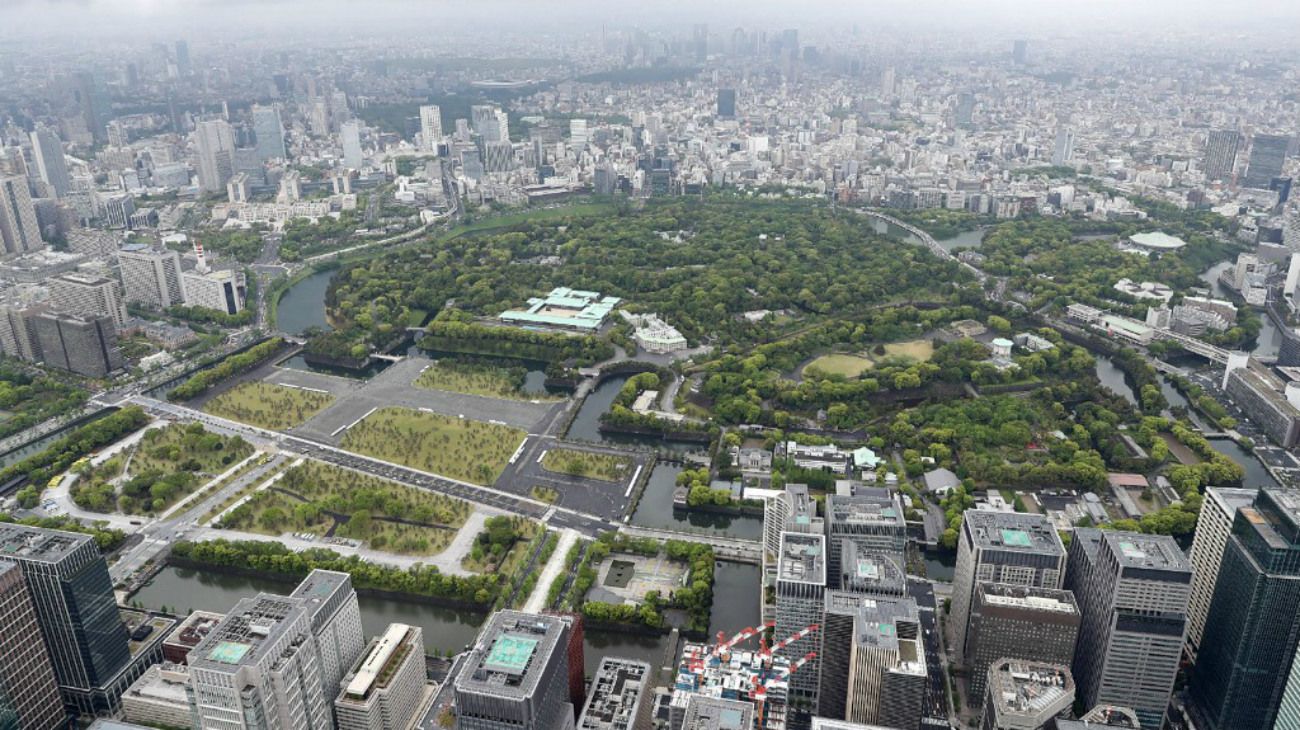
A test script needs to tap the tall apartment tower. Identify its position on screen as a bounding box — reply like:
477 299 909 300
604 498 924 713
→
187 593 333 730
0 174 43 255
844 597 926 729
964 584 1080 707
454 610 575 730
1067 529 1191 730
30 126 71 198
1244 134 1291 189
824 489 907 589
47 272 126 327
419 105 443 153
252 105 287 162
1204 130 1243 182
0 561 66 730
775 531 828 703
32 312 122 377
0 524 131 712
1190 489 1300 729
291 569 366 701
334 624 430 730
1184 487 1256 658
950 512 1066 662
195 118 236 193
117 244 186 309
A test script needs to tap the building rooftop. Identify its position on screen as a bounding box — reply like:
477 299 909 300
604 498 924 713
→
0 523 93 564
679 695 755 730
778 532 826 584
164 610 224 650
123 662 190 706
840 543 906 596
964 511 1064 556
975 584 1079 616
458 610 565 700
342 623 418 701
826 489 903 528
189 594 305 671
290 569 351 618
1101 531 1190 573
577 657 650 730
500 286 620 330
1128 231 1187 250
811 719 899 730
853 597 922 661
785 483 819 528
985 660 1074 720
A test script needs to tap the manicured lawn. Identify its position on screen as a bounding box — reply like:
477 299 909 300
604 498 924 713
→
806 340 935 379
414 361 559 401
806 353 875 378
540 449 634 483
204 382 334 430
882 339 935 362
341 407 525 485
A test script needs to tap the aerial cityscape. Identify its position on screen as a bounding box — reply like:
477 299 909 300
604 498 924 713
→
1 0 1300 729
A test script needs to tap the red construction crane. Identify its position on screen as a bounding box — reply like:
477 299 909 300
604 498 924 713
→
710 620 775 660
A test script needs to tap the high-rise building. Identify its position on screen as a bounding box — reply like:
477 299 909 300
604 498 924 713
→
1185 487 1256 658
0 174 43 255
1012 40 1028 65
334 623 431 730
1067 529 1190 730
950 512 1066 662
1051 128 1074 167
576 657 649 730
454 610 575 730
1190 489 1300 729
30 126 71 199
102 193 136 230
823 489 906 589
978 660 1074 730
483 140 516 173
0 524 132 712
195 119 236 193
32 311 122 377
252 105 287 162
183 269 246 315
174 40 191 76
47 272 127 327
117 244 186 309
188 594 333 729
965 584 1080 707
0 560 66 730
419 105 443 153
542 611 586 719
1244 134 1291 189
844 597 925 729
471 105 508 144
717 89 736 119
775 531 827 703
1204 130 1243 182
678 695 753 730
956 92 976 128
73 71 106 144
341 121 364 170
0 303 43 361
291 570 366 703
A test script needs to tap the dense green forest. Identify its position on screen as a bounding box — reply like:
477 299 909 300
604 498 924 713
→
0 364 86 442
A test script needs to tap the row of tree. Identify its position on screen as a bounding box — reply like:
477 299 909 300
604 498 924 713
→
169 338 286 401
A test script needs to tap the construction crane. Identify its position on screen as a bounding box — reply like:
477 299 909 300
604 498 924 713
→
710 620 775 661
751 650 817 729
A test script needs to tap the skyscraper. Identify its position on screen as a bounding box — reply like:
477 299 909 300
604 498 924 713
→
775 531 827 703
30 126 71 198
0 560 65 730
844 597 926 729
73 72 105 144
1190 489 1300 729
1067 530 1190 730
194 119 236 193
956 92 976 128
1244 134 1291 189
950 512 1066 662
47 272 127 327
419 105 443 153
454 610 575 730
174 40 191 76
964 584 1080 707
1052 127 1074 167
0 174 43 255
117 244 186 309
290 569 365 702
252 105 287 162
1012 40 1028 65
471 105 507 144
32 312 123 377
717 89 736 119
1184 487 1256 658
823 489 907 589
341 121 364 170
1204 130 1243 182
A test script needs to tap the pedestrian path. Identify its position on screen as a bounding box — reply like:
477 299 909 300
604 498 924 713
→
522 527 579 613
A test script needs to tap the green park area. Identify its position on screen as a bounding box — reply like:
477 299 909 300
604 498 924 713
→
218 460 470 555
461 516 540 574
414 360 558 401
340 407 525 485
71 423 253 515
540 448 633 483
804 339 935 379
204 382 335 430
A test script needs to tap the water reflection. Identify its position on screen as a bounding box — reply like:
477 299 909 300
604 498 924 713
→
275 269 335 335
631 463 764 540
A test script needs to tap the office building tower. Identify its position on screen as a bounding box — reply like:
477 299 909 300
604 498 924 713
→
1185 487 1256 658
1190 489 1300 729
1052 128 1074 167
824 489 906 589
879 66 895 98
195 119 236 193
291 570 365 703
1067 530 1190 730
692 23 709 61
576 657 649 730
956 92 976 128
775 531 827 702
454 610 575 730
102 193 135 229
0 303 42 361
837 543 907 598
120 663 193 729
174 40 190 75
1204 130 1242 182
73 71 106 143
717 89 736 119
965 584 1080 707
0 561 65 730
33 312 122 377
845 597 925 729
183 269 246 315
471 105 507 144
227 172 251 203
118 244 186 309
47 272 126 327
30 127 71 198
252 105 287 162
1013 40 1028 65
542 611 586 719
341 121 364 170
0 524 131 711
1244 134 1291 189
419 105 443 153
819 591 872 720
0 174 43 255
570 119 589 148
483 140 516 173
188 594 333 729
979 660 1073 730
335 624 430 730
765 483 821 561
950 512 1066 662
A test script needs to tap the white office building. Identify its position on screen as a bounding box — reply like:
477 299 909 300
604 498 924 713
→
117 244 186 310
47 272 126 327
183 269 246 315
334 624 432 730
